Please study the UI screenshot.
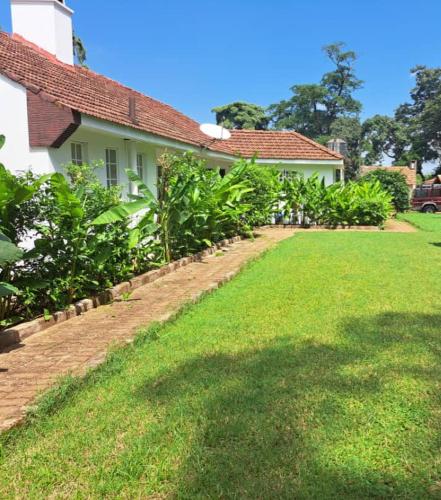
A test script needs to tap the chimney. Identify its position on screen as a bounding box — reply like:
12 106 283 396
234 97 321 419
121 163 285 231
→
327 138 348 157
11 0 74 65
128 96 138 125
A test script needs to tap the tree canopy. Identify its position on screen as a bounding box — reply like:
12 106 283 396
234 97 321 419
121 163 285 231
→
269 42 363 138
212 102 269 130
210 44 441 178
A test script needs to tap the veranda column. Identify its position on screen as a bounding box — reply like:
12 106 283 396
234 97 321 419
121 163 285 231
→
128 140 138 195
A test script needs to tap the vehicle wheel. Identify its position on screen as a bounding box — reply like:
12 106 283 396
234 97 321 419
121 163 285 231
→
422 205 436 213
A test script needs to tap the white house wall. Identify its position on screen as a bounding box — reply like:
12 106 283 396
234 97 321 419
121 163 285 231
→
265 162 339 185
0 73 55 175
56 127 159 196
0 73 341 193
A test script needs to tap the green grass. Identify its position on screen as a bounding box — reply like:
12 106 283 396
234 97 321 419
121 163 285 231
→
398 211 441 232
1 217 441 498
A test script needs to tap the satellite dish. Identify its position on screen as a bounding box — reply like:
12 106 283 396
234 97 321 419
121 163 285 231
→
200 123 231 141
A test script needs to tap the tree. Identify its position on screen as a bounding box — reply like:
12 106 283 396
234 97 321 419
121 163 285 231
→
321 43 363 124
362 115 409 165
394 65 441 174
269 84 328 137
269 42 363 138
212 102 269 130
73 33 87 67
329 117 363 179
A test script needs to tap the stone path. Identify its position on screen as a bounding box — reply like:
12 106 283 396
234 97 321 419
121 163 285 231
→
0 228 295 432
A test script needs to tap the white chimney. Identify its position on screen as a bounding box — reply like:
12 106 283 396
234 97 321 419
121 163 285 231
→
11 0 74 65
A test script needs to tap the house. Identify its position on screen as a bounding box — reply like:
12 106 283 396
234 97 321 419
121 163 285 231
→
422 175 441 187
0 0 344 196
360 165 417 190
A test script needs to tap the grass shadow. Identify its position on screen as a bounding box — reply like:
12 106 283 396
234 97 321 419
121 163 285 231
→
131 312 441 498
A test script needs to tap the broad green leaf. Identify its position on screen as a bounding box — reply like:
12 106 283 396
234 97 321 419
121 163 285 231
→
0 239 23 266
125 169 156 201
128 228 140 250
92 198 150 225
0 282 19 297
94 246 113 266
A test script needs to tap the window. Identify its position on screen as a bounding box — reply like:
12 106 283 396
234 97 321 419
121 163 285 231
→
106 148 118 187
136 153 144 180
71 142 84 166
335 169 342 182
280 169 297 181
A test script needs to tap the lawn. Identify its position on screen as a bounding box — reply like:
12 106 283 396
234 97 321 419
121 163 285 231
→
1 215 441 498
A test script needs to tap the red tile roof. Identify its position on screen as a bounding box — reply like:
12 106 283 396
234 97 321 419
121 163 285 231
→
360 166 417 188
228 130 342 160
423 175 441 185
0 32 342 162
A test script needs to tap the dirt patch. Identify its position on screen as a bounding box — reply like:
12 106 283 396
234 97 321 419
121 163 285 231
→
383 219 417 233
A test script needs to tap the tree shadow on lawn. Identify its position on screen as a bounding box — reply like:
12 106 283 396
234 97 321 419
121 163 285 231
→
134 312 441 499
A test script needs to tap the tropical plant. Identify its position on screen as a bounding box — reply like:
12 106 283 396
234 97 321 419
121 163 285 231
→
94 152 254 262
19 162 158 313
237 160 281 226
281 173 327 225
360 169 410 212
324 181 393 226
0 232 23 325
281 173 392 227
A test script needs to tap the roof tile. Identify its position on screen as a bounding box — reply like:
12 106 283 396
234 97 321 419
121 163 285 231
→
0 33 341 162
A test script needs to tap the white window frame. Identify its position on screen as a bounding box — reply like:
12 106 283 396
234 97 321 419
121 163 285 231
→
280 169 297 182
105 148 119 187
71 142 87 166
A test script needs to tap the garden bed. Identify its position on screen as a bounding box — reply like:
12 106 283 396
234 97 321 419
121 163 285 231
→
0 235 243 350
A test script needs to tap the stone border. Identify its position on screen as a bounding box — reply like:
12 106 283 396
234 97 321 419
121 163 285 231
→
0 236 243 350
263 224 381 231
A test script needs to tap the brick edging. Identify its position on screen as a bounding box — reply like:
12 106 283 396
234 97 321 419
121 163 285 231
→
262 224 381 231
0 236 244 350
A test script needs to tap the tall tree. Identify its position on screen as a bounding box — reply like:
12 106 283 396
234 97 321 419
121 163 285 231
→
269 42 363 138
329 117 363 179
212 102 269 130
268 84 328 137
362 115 408 165
395 65 441 173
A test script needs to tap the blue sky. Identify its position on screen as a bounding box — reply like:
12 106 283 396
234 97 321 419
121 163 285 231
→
1 0 441 125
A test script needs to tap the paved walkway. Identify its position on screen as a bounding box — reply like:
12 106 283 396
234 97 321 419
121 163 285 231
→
0 228 295 432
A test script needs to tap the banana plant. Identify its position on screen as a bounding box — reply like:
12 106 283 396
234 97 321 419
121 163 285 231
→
0 136 53 243
0 232 23 324
93 152 253 262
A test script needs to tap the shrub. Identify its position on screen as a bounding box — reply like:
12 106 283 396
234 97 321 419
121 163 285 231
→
281 174 393 227
325 181 393 226
3 161 161 323
95 152 254 262
237 159 281 226
360 169 410 212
